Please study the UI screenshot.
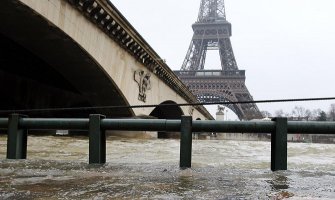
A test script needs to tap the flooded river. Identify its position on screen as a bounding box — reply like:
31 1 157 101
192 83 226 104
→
0 135 334 199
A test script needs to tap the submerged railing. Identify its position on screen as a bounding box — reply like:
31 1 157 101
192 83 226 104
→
1 114 334 171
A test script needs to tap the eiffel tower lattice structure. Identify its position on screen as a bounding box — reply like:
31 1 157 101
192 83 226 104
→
174 0 263 120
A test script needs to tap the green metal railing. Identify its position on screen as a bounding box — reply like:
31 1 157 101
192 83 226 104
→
1 114 335 171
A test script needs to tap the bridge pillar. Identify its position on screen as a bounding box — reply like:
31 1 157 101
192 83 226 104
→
89 114 106 164
6 114 28 159
271 117 288 171
180 116 193 169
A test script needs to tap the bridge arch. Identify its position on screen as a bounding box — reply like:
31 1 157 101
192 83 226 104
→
150 100 184 119
191 88 262 120
0 0 133 118
150 100 184 138
192 90 245 119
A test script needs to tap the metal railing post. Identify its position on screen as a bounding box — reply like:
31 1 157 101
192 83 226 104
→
6 114 28 159
271 117 288 171
89 114 106 164
180 116 192 169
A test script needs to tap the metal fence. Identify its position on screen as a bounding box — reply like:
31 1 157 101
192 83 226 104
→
1 114 335 171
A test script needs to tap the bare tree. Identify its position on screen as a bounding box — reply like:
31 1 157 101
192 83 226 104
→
291 106 311 121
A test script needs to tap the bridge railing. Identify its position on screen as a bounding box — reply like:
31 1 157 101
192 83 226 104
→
1 114 334 171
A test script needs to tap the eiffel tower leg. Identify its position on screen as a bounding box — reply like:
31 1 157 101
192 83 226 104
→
181 39 208 71
219 39 238 70
231 90 263 120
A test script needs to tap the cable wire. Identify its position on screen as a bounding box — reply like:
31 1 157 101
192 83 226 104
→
0 97 334 114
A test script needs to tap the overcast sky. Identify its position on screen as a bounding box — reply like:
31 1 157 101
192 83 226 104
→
112 0 335 119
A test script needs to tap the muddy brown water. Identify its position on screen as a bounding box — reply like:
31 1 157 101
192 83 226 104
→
0 135 334 199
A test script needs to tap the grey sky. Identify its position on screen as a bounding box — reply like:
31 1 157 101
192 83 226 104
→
112 0 335 119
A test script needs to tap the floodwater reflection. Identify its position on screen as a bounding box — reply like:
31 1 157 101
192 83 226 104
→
268 173 290 190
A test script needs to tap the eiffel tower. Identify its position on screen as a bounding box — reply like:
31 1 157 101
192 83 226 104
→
174 0 262 120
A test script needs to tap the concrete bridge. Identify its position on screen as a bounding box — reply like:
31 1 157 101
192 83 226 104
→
0 0 213 121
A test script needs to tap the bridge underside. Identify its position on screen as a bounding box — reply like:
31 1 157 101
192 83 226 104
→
0 0 133 118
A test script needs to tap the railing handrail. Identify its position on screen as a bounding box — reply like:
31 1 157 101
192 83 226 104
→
1 117 335 134
2 114 334 171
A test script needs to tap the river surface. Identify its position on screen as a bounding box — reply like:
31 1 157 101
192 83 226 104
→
0 135 334 199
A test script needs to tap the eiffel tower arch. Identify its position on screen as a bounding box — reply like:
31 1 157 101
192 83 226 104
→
174 0 263 120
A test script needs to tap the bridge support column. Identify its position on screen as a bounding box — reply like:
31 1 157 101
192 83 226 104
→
89 114 106 164
7 114 28 159
271 117 288 171
180 116 192 169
